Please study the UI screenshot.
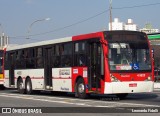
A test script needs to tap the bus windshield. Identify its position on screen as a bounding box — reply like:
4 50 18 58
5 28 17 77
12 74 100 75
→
104 31 152 72
109 43 151 71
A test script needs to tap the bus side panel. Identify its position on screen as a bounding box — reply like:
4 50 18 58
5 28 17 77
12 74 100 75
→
14 69 45 90
4 70 9 87
72 67 88 93
31 78 44 90
52 68 72 92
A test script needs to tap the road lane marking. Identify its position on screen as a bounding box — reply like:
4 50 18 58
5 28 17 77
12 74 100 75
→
0 94 92 107
0 92 92 102
0 93 160 107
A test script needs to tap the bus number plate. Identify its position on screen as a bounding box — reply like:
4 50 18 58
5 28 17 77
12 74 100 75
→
129 83 137 87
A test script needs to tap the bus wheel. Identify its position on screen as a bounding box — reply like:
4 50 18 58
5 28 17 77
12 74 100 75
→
17 79 25 94
0 85 5 90
116 93 128 100
26 79 33 94
76 78 88 99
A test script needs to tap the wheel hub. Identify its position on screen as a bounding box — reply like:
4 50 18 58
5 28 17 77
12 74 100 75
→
19 82 24 89
26 82 31 91
78 83 85 93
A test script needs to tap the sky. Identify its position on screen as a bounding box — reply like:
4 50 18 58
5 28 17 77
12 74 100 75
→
0 0 160 44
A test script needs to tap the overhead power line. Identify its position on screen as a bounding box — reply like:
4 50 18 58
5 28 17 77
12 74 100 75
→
10 9 110 39
10 2 160 39
113 2 160 10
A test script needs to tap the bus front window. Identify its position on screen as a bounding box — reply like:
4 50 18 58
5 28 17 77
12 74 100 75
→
109 43 151 71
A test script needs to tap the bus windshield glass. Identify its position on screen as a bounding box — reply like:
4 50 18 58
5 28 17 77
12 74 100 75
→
105 31 151 72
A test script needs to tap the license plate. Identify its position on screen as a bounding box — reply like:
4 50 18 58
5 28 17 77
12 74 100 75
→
129 83 137 87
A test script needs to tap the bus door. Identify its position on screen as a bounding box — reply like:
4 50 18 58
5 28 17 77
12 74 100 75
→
9 52 16 87
44 47 53 90
88 40 101 92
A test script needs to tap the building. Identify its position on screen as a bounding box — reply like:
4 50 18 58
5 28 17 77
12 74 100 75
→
140 23 159 34
124 19 138 31
109 18 138 31
140 28 159 34
109 18 124 30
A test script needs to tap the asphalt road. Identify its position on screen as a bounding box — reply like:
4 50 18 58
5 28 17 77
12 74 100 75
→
0 88 160 116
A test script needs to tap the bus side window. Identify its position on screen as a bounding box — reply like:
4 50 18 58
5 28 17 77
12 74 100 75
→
60 43 72 67
0 57 3 74
74 42 86 66
26 48 35 69
52 45 61 67
16 50 25 69
36 47 43 68
4 52 9 69
25 49 30 68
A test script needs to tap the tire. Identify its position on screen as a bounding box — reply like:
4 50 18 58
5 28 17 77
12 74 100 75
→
17 79 25 94
116 93 128 100
25 79 33 94
75 78 88 99
0 85 5 90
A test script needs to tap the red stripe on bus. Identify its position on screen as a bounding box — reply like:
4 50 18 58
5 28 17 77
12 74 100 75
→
72 32 103 41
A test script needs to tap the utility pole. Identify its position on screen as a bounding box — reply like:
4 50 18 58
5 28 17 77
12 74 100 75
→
109 0 112 31
0 23 9 47
0 23 4 34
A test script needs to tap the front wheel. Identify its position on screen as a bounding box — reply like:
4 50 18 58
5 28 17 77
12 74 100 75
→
75 78 88 99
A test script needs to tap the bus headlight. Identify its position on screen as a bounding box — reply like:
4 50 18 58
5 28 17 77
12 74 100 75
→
145 76 152 81
110 74 120 82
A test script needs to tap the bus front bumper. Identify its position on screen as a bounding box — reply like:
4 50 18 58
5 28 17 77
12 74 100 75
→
104 81 154 94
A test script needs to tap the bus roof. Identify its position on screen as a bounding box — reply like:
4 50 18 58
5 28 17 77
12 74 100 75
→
6 31 104 51
6 36 72 51
6 30 145 51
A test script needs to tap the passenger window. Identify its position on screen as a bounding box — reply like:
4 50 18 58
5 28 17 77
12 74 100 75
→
15 50 25 69
36 47 43 68
25 48 35 69
55 45 60 55
74 42 86 66
61 43 72 67
53 45 61 67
